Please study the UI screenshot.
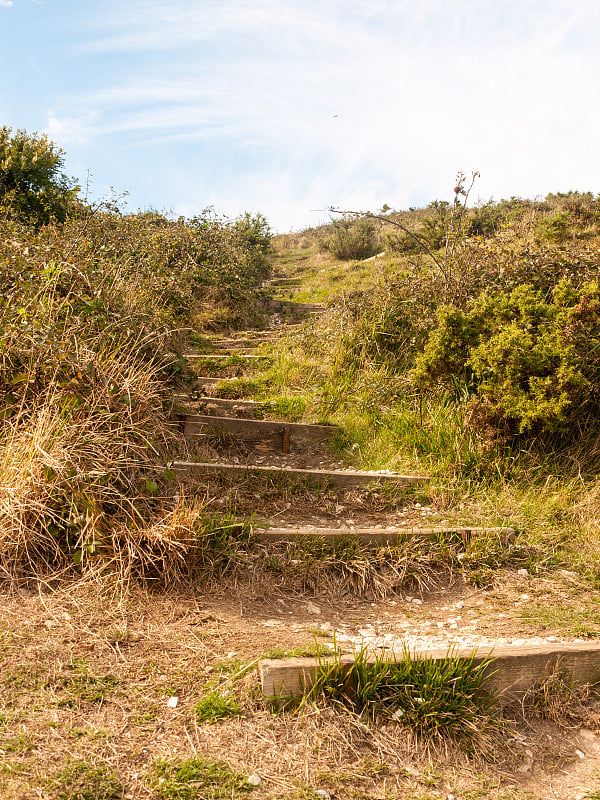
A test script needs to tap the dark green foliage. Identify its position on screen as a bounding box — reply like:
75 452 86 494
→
233 211 272 270
535 211 573 244
328 217 378 260
413 280 600 433
0 126 80 225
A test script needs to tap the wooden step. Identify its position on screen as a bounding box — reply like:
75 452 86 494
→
253 526 514 546
267 299 324 315
193 376 242 387
259 642 600 708
210 339 269 350
269 277 303 287
172 461 428 489
174 396 261 415
182 415 338 451
184 353 265 361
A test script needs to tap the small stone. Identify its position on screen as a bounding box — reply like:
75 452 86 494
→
575 749 585 759
518 568 529 577
412 598 423 605
315 791 330 800
247 773 262 787
167 696 178 708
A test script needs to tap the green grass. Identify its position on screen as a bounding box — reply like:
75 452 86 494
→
47 760 124 800
194 687 241 723
56 660 119 708
149 756 253 800
263 643 335 659
519 602 600 637
305 644 500 748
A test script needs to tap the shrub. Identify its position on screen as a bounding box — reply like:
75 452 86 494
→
413 280 600 434
0 126 80 226
327 217 378 260
535 211 573 245
0 202 271 580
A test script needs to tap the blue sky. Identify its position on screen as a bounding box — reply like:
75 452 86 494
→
1 0 599 232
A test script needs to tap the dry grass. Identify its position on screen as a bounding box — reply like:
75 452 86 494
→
0 340 175 581
0 586 595 800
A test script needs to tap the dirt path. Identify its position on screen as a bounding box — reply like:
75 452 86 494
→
2 290 600 799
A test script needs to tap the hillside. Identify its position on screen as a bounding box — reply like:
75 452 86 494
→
2 160 600 799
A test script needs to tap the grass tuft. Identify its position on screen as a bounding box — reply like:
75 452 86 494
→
47 760 124 800
149 756 253 799
194 687 241 723
305 644 500 749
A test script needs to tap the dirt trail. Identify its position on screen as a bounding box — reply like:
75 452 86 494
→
167 283 600 798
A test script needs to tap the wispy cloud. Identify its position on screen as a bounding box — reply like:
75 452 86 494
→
0 1 14 8
39 0 600 229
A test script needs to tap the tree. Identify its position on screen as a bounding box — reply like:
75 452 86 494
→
0 126 80 225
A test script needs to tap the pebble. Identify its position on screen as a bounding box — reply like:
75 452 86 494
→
247 774 262 787
517 568 529 577
315 791 330 800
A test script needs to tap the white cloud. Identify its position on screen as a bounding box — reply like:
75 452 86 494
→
43 0 600 229
0 1 14 7
45 112 98 146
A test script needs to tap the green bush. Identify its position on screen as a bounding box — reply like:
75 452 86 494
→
413 280 600 433
535 211 573 245
328 217 378 260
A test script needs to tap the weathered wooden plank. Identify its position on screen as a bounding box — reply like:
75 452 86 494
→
171 460 429 488
174 396 260 414
184 353 265 360
183 415 339 449
253 526 514 545
259 641 600 707
267 299 324 314
269 277 303 286
193 376 241 386
210 338 270 349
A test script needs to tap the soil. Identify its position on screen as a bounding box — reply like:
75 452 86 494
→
2 579 600 799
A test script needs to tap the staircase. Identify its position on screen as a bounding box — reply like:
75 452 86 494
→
171 292 600 709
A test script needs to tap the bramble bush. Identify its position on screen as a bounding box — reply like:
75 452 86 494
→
0 197 272 578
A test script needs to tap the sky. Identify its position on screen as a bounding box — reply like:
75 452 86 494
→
1 0 599 232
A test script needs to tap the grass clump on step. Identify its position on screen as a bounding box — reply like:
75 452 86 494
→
305 644 499 748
